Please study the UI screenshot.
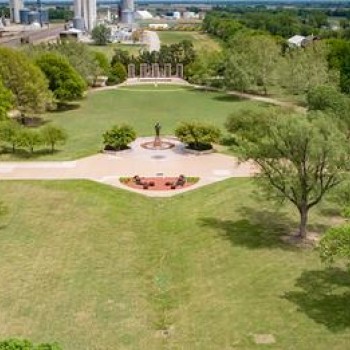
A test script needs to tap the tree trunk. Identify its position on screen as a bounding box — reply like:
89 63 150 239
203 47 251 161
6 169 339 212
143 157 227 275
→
51 143 55 153
298 205 308 239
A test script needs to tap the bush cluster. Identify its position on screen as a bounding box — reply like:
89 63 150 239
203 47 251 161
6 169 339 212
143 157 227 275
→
0 121 67 155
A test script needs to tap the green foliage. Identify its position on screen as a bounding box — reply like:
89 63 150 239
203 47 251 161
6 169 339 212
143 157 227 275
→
108 63 127 85
102 124 136 150
41 125 67 153
0 339 61 350
26 41 100 84
225 33 280 94
279 43 331 95
186 50 223 87
225 108 278 143
0 80 13 120
92 51 110 75
0 120 22 152
229 111 349 238
175 121 221 150
91 24 111 46
307 85 347 112
320 225 350 266
48 8 73 21
19 128 42 154
0 47 52 116
340 53 350 94
36 53 86 102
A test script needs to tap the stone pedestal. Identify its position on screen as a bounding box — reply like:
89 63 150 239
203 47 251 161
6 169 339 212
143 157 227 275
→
153 136 162 147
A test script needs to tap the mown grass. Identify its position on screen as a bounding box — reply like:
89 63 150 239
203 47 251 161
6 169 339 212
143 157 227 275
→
0 86 268 160
89 43 145 60
157 31 221 52
0 179 348 349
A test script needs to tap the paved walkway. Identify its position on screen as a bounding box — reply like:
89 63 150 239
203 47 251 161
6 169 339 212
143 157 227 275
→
143 30 161 52
0 137 256 197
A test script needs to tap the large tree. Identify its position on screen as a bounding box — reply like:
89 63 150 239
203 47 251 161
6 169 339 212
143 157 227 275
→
26 41 100 84
227 111 349 238
279 43 331 94
36 52 86 103
0 47 52 116
224 33 280 94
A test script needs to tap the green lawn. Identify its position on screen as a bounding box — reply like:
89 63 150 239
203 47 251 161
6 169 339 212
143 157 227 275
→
157 31 222 52
89 43 145 60
1 86 268 160
0 179 348 349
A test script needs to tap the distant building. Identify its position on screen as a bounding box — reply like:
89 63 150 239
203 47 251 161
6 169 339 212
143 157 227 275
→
287 34 319 48
287 35 306 48
135 10 153 20
149 23 168 30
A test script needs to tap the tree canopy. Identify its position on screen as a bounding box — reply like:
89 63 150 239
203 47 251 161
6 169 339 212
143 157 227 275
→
228 110 349 238
0 47 52 116
36 53 87 102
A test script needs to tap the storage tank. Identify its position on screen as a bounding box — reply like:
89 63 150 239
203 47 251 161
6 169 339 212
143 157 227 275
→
19 8 30 24
73 16 85 31
121 9 133 24
39 9 49 24
28 11 39 24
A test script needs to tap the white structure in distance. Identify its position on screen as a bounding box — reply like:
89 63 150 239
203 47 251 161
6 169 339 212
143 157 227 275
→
74 0 97 32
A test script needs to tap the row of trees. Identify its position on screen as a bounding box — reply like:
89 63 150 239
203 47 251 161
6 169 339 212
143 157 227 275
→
187 32 350 97
0 122 67 154
110 40 196 77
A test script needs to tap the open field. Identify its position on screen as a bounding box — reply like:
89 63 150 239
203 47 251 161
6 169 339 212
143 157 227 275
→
1 86 267 160
88 43 145 60
0 179 348 349
157 31 222 51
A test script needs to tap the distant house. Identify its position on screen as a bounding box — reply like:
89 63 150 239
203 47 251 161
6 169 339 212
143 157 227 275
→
287 35 306 48
287 34 320 48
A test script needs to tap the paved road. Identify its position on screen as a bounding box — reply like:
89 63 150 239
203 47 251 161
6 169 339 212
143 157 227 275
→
0 137 256 197
143 30 160 52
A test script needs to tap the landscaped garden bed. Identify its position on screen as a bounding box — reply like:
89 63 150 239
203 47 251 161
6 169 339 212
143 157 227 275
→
120 175 199 190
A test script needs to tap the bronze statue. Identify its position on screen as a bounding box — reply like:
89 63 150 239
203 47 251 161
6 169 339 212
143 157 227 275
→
155 122 161 137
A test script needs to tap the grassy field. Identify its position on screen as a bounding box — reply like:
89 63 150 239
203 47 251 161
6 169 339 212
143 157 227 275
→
0 179 348 349
89 43 145 60
157 31 221 52
1 86 268 160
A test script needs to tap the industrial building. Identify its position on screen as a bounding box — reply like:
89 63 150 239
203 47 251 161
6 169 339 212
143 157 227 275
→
73 0 97 32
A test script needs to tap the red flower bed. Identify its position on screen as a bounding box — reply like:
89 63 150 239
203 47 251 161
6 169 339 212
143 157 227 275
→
121 177 196 191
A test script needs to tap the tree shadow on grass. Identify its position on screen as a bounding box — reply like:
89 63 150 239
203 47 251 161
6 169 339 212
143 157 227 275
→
52 102 81 113
200 207 298 250
212 95 244 102
0 148 61 159
283 268 350 332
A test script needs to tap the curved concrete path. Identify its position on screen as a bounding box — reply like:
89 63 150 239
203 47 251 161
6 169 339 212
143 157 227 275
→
143 30 161 52
0 137 256 197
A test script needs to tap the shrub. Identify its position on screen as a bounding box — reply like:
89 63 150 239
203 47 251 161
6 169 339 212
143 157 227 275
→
107 63 127 85
103 124 136 151
0 339 61 350
175 121 221 150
